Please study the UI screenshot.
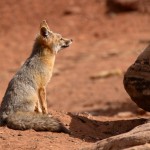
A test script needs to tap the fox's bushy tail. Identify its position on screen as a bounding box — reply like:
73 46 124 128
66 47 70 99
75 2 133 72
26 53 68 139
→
6 112 69 133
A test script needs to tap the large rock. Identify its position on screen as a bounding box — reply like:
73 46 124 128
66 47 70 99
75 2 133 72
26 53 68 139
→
124 44 150 111
82 122 150 150
106 0 150 13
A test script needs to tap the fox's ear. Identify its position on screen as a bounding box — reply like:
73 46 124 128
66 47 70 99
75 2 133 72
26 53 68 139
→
40 26 49 37
40 20 50 37
40 20 50 30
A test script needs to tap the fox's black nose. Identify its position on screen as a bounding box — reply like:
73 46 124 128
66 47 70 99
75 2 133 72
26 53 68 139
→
70 39 73 42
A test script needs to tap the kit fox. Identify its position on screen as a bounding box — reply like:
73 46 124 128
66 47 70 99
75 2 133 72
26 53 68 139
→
0 20 72 133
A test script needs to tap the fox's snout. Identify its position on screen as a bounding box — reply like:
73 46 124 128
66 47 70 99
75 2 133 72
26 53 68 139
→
63 39 73 48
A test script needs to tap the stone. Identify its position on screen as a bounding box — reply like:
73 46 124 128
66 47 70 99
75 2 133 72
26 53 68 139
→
124 44 150 111
82 122 150 150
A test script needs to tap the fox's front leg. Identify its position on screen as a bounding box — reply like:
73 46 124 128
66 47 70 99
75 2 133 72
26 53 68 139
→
38 87 48 114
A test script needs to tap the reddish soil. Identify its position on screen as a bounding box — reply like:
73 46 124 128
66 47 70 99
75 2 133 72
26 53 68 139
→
0 0 150 149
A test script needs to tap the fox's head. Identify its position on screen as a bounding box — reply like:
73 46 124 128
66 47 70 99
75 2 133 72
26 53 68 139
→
36 20 73 54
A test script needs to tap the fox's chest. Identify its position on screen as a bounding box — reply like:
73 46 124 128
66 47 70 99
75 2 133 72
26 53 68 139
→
34 70 52 87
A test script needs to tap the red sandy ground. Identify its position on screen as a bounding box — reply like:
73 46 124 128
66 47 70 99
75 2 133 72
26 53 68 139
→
0 0 150 149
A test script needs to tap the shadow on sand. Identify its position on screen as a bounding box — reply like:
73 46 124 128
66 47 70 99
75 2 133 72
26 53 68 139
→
68 112 147 142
